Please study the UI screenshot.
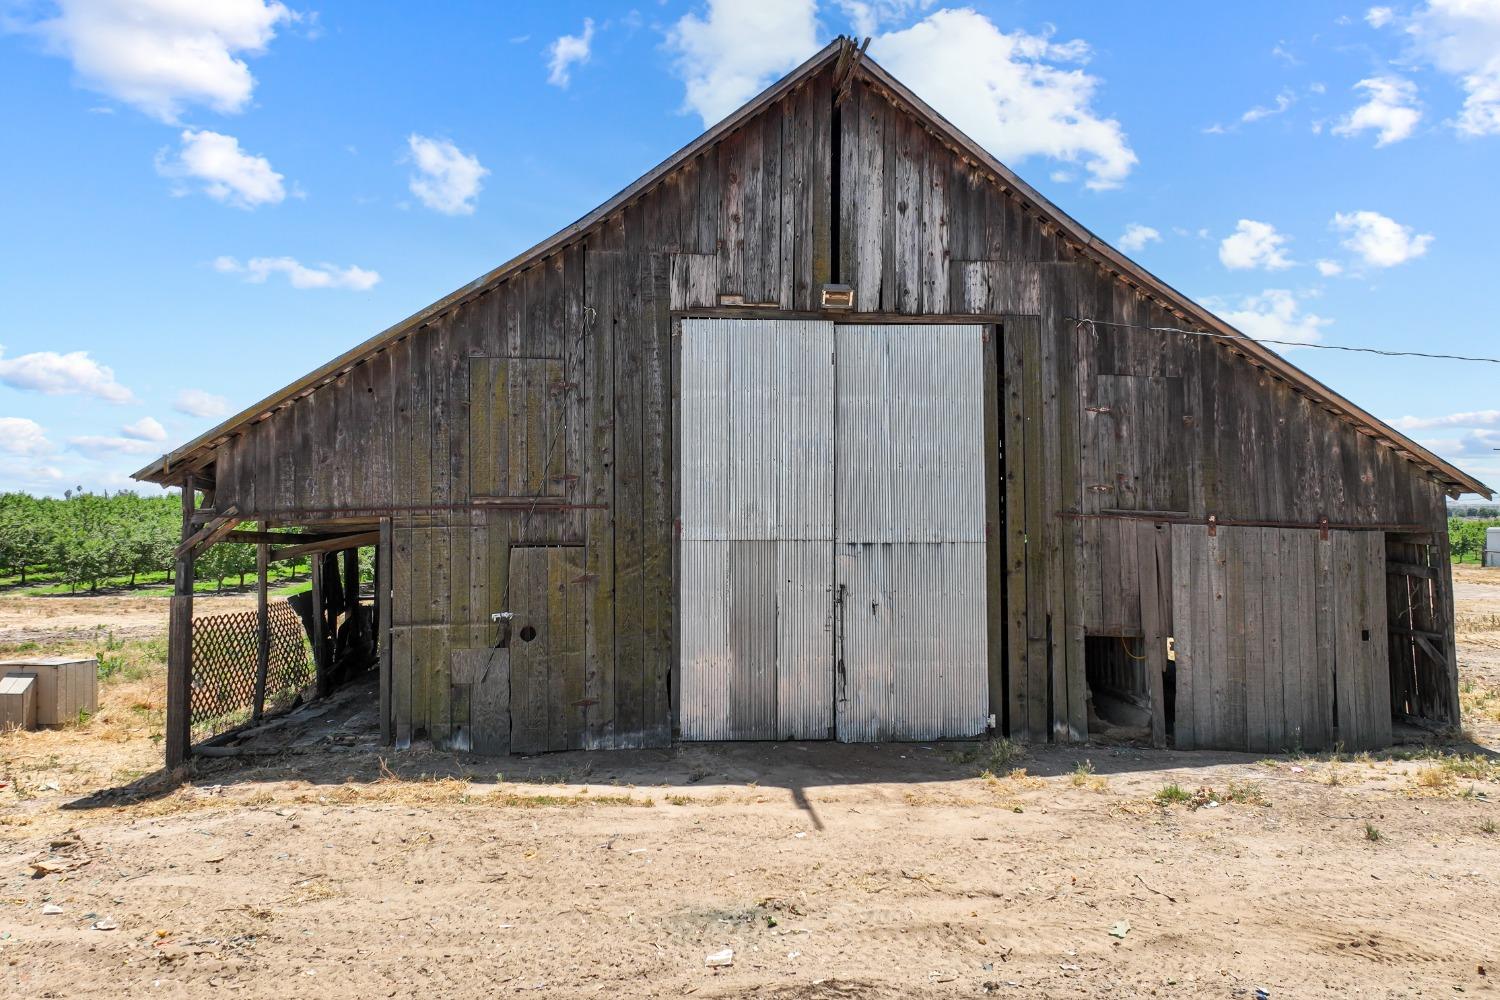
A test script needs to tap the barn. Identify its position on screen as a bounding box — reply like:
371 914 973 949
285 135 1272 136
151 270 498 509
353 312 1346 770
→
134 38 1490 768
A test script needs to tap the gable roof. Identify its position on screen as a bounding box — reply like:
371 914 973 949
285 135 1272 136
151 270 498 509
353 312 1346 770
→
132 38 1490 498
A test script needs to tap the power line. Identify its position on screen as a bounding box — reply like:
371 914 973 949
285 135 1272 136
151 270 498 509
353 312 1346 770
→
1066 317 1500 365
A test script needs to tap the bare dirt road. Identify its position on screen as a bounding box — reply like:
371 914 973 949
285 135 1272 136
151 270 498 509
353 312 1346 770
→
1 571 1498 999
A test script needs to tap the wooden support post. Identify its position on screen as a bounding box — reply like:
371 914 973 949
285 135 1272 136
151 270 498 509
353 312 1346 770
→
378 518 392 745
310 554 331 698
251 519 271 723
1433 534 1462 727
165 473 197 770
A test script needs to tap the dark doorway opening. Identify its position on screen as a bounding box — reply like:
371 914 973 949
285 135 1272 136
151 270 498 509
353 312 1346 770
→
1384 532 1459 733
1083 634 1155 741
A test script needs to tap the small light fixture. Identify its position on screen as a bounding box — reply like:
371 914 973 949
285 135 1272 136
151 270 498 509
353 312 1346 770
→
820 283 855 311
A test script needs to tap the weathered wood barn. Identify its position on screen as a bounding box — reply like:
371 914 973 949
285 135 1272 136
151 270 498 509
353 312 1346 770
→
135 38 1489 767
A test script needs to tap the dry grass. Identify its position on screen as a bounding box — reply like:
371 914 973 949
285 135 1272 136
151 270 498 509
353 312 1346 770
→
981 766 1045 790
306 775 655 809
1460 679 1500 723
1070 759 1109 792
0 635 166 801
951 737 1023 776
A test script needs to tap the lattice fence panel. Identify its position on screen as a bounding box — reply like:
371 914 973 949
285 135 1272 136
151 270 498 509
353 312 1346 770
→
191 601 313 743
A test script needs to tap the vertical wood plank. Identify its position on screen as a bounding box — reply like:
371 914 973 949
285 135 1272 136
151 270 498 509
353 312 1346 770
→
1261 529 1286 752
613 251 647 744
1002 320 1029 739
584 251 617 747
641 255 672 746
251 520 270 723
1243 527 1268 752
165 475 196 768
378 517 392 745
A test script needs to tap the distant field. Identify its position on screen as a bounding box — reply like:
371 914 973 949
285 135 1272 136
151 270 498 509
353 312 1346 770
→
0 563 310 599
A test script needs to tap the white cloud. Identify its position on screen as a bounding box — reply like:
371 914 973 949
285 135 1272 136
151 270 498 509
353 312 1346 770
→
1391 409 1500 431
547 18 595 88
68 435 158 457
1332 210 1434 267
0 417 52 456
1117 224 1161 252
667 0 820 126
28 0 295 122
406 134 488 215
1218 219 1293 271
1332 76 1422 145
1214 289 1331 348
835 0 933 36
1366 6 1396 28
213 255 380 290
1417 428 1500 457
156 129 286 208
0 347 134 403
1242 90 1296 123
1315 259 1345 276
120 416 167 442
1404 0 1500 136
174 389 232 419
872 10 1138 190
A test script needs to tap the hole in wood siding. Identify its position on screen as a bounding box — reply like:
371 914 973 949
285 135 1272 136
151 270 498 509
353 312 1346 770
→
519 625 537 643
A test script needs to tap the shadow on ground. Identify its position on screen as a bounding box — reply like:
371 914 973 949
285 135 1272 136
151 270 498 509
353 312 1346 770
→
61 672 1498 830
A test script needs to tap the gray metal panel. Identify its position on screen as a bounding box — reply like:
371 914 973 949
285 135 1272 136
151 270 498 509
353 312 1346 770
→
729 540 778 738
777 540 834 739
679 319 730 542
835 324 989 741
835 542 893 742
679 539 729 740
679 319 834 741
836 541 987 741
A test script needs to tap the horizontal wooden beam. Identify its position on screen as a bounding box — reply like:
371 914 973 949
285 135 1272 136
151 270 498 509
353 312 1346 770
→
1385 560 1436 579
269 531 379 564
224 529 354 546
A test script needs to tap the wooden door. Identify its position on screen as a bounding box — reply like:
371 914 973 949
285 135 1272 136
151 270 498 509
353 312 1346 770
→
1170 524 1390 751
507 546 588 754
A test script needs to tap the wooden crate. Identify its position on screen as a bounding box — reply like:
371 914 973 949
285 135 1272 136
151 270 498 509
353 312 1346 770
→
0 673 37 731
0 657 97 726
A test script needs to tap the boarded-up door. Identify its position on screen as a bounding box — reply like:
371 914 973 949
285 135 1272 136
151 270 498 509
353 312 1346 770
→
1170 524 1390 751
507 546 589 754
834 325 989 741
678 319 835 740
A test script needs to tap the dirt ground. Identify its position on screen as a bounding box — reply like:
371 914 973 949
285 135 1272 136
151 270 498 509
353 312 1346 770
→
0 593 257 645
2 572 1499 998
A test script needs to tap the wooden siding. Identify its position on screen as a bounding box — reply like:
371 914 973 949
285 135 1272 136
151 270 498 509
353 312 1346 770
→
200 65 1455 750
1170 525 1392 751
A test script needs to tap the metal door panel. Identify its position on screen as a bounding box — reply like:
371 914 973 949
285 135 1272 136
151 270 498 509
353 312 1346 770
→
679 319 834 740
835 324 988 741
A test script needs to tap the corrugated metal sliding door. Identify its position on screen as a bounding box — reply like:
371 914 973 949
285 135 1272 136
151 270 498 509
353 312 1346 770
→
679 319 835 740
834 324 989 741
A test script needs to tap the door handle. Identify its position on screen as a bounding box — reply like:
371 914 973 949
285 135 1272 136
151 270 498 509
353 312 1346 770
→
834 582 847 703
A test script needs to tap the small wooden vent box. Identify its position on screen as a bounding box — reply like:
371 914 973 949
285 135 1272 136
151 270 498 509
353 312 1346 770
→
0 673 37 731
0 657 97 727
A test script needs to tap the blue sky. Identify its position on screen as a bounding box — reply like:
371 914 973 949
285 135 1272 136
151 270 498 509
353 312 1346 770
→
2 1 1499 496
